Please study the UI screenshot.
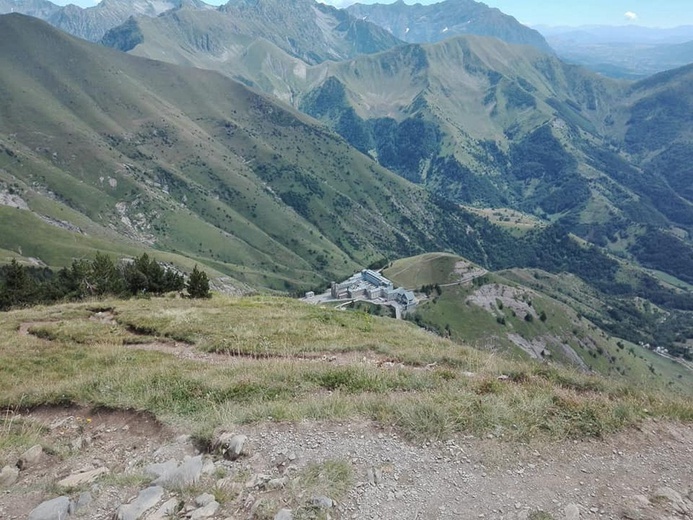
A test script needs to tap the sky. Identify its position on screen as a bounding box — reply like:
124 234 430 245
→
51 0 693 28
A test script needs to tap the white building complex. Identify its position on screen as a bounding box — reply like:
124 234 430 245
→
330 270 417 311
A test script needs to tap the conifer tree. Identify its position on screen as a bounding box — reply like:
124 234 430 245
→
186 265 211 299
90 253 123 296
0 259 32 309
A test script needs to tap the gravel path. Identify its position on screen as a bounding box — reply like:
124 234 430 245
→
2 408 691 520
246 420 693 519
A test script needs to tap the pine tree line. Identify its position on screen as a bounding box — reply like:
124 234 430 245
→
0 253 210 311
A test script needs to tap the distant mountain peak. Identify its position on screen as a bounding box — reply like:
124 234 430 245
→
0 0 211 41
222 0 310 8
0 0 59 17
346 0 553 53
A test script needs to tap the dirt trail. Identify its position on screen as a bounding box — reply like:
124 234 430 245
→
657 351 693 373
1 407 691 520
17 321 56 336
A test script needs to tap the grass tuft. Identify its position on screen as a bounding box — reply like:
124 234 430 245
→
0 411 47 457
295 459 353 501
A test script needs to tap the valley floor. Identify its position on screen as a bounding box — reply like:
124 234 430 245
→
1 408 691 520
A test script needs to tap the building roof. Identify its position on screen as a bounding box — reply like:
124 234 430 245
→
362 269 392 287
402 290 416 303
388 287 416 304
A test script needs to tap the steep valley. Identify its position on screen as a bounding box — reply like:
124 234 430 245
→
0 13 521 291
101 4 693 291
0 4 693 520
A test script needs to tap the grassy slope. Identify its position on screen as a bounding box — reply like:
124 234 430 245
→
383 252 464 288
461 206 545 234
0 14 512 291
0 207 143 265
385 254 692 394
0 207 242 286
0 14 361 287
1 295 691 447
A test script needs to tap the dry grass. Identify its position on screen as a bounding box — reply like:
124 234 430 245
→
1 296 691 448
0 407 46 460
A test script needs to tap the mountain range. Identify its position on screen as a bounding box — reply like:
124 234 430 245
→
0 0 691 361
103 0 403 67
92 1 693 288
0 0 213 41
0 0 555 57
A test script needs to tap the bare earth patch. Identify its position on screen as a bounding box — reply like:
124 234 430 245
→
467 284 537 320
122 345 440 371
17 321 57 337
505 334 589 370
89 311 117 325
1 406 173 519
507 333 549 359
124 340 234 363
450 260 488 286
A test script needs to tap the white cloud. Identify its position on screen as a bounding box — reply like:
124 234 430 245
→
624 11 638 22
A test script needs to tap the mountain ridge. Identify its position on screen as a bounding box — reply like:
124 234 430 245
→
346 0 553 53
102 0 404 65
0 0 214 41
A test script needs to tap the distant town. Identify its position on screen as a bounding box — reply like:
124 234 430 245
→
303 269 417 319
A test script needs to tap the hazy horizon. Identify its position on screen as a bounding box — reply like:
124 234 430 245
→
42 0 693 28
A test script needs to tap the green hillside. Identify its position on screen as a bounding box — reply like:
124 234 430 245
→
385 253 693 393
0 13 525 291
383 252 468 288
301 40 693 286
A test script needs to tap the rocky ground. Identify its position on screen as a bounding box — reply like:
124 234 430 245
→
0 407 692 520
